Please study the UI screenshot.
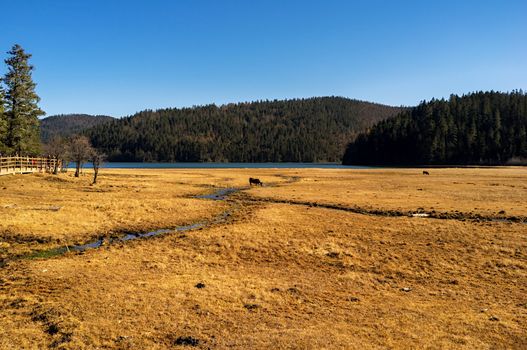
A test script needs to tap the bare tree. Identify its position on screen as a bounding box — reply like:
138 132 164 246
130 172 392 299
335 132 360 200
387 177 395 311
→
44 136 68 174
69 135 95 177
91 152 105 184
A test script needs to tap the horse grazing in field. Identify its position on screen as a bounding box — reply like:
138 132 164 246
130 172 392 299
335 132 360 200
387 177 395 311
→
423 171 430 175
249 177 263 186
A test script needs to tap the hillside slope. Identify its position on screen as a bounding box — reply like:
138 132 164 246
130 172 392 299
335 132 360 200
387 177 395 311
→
86 97 403 162
40 114 114 143
343 91 527 165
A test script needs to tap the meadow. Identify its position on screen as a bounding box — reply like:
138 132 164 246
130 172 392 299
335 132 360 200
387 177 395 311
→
0 167 526 349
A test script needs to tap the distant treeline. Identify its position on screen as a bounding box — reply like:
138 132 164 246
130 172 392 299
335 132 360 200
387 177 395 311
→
343 91 527 165
86 97 403 162
41 114 114 143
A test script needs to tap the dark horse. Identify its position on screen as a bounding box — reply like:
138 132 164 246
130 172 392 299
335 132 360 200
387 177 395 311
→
249 177 263 186
423 171 430 175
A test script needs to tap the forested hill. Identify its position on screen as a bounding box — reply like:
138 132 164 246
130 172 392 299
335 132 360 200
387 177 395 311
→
40 114 114 143
86 97 404 162
342 91 527 165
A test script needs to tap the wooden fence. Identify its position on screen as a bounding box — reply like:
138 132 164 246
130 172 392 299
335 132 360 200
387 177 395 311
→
0 156 63 176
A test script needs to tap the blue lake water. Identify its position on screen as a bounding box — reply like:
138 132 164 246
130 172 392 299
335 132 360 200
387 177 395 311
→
76 162 369 169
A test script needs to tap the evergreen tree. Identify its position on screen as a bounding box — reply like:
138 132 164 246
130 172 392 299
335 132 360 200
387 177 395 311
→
0 83 7 153
3 44 44 155
343 91 527 165
85 97 404 162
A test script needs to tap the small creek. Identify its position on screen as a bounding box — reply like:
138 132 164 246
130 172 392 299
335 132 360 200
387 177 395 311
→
13 173 523 262
14 177 296 262
23 187 241 260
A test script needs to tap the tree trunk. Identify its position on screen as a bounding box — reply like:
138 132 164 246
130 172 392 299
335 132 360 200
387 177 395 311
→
92 168 98 184
75 161 80 177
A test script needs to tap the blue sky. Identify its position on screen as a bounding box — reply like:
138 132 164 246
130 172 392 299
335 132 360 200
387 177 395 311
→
1 0 526 117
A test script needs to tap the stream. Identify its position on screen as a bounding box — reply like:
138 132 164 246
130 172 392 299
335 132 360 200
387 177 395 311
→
23 187 242 260
10 174 525 263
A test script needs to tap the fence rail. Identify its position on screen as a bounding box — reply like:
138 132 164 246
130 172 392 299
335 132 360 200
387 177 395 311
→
0 156 63 176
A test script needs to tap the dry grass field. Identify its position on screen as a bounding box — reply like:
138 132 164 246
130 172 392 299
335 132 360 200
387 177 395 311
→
0 167 526 349
247 168 527 217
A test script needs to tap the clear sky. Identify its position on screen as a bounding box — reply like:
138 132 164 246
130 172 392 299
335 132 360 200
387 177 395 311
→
1 0 526 117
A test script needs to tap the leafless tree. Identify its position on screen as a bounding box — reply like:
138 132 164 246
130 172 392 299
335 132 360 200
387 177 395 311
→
44 136 68 174
69 135 95 177
91 152 105 184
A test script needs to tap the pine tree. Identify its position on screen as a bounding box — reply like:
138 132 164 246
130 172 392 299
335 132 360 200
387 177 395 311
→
0 83 8 153
84 97 403 162
343 92 527 165
3 44 44 155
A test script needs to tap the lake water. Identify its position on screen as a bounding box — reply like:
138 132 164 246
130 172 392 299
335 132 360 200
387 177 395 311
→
75 162 369 169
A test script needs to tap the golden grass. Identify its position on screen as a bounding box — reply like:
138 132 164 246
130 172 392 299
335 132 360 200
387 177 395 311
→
0 170 232 259
247 167 527 217
0 167 526 349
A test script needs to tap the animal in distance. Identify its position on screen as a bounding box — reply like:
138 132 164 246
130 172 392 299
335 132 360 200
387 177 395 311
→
249 177 263 186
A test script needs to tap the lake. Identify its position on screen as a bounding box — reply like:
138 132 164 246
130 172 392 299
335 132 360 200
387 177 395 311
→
74 162 369 169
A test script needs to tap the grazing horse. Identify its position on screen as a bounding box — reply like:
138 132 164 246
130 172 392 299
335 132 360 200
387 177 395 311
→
423 171 430 175
249 177 263 186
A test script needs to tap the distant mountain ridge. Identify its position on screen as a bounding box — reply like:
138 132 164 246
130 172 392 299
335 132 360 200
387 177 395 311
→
85 97 405 162
40 114 114 143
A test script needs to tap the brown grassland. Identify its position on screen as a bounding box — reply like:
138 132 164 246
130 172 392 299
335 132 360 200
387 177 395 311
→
0 167 526 349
